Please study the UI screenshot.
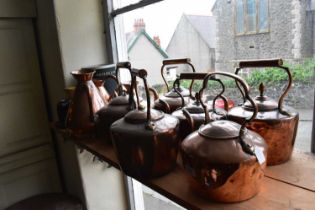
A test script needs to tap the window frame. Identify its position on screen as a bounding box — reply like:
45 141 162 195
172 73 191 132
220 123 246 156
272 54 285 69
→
234 0 270 36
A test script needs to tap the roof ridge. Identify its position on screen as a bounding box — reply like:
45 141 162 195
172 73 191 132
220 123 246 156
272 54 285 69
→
127 29 168 58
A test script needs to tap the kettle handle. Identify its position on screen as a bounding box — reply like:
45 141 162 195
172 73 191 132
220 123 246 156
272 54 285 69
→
161 58 196 98
115 61 131 95
199 72 257 145
173 73 229 132
235 58 292 114
130 68 154 128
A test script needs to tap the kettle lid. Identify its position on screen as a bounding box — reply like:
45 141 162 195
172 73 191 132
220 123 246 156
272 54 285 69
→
124 109 164 123
109 95 129 106
165 87 190 98
198 120 241 140
243 83 278 111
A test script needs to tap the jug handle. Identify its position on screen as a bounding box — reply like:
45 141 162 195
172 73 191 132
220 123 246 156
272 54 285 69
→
161 58 196 98
199 72 257 155
235 58 292 114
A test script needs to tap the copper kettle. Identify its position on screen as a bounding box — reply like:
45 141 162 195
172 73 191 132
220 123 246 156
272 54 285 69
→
228 59 299 165
153 58 196 113
66 69 106 137
111 68 180 179
181 72 267 203
95 62 138 142
172 73 229 140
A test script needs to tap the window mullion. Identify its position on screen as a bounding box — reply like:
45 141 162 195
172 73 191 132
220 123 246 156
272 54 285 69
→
256 0 258 33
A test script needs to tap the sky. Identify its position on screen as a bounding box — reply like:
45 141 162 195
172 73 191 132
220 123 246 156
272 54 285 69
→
120 0 216 49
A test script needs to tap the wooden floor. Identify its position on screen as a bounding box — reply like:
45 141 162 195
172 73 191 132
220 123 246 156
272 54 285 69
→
71 137 315 210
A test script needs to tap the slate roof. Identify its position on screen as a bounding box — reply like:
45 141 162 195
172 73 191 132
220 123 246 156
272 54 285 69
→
185 15 216 49
127 29 168 58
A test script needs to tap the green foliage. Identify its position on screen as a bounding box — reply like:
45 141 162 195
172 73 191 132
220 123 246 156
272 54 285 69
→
153 57 315 94
246 56 315 86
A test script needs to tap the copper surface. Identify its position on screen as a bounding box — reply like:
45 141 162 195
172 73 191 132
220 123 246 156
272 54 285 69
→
232 59 299 165
67 69 105 137
228 108 299 165
111 68 180 179
185 161 264 203
93 79 110 104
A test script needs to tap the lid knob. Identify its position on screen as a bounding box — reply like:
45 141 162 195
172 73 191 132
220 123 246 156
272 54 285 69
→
259 83 265 97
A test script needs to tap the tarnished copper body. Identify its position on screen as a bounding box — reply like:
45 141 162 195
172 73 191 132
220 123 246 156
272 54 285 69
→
153 58 195 113
181 72 267 203
111 69 180 179
228 59 299 165
67 69 105 137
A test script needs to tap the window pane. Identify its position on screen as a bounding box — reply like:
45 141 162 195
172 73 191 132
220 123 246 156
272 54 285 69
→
236 0 245 34
259 0 268 31
246 0 256 32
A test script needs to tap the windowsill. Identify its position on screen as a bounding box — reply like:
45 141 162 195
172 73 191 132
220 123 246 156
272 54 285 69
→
235 30 270 37
65 136 315 210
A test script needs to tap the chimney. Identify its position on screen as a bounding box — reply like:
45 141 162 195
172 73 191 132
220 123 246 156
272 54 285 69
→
153 36 161 47
133 18 146 32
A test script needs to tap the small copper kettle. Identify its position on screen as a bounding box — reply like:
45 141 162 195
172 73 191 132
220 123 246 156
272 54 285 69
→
95 62 138 142
172 73 229 140
228 59 299 165
181 72 267 203
111 68 180 179
66 69 106 137
153 58 196 113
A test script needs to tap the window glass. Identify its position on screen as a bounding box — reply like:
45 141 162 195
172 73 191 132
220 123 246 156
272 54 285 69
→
236 0 245 34
259 0 268 31
246 0 256 32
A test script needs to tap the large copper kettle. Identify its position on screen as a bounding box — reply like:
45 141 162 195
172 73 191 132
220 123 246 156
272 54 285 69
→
181 72 267 203
172 73 229 140
111 68 180 179
66 69 106 137
153 58 195 113
228 59 299 165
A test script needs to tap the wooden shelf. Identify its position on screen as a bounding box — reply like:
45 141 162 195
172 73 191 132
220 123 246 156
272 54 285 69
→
70 138 315 210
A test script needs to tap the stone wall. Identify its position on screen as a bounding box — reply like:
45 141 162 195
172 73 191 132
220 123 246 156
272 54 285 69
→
213 0 314 72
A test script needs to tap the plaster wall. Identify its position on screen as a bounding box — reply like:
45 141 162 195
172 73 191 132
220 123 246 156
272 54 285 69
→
36 0 129 209
166 16 215 72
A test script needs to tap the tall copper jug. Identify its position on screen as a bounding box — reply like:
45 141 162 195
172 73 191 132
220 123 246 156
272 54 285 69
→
67 69 106 137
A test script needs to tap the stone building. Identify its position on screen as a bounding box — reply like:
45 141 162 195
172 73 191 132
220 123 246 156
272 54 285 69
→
212 0 315 72
166 14 216 72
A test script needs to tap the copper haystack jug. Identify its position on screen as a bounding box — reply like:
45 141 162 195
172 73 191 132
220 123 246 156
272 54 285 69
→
67 69 105 137
181 72 267 203
228 59 299 165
